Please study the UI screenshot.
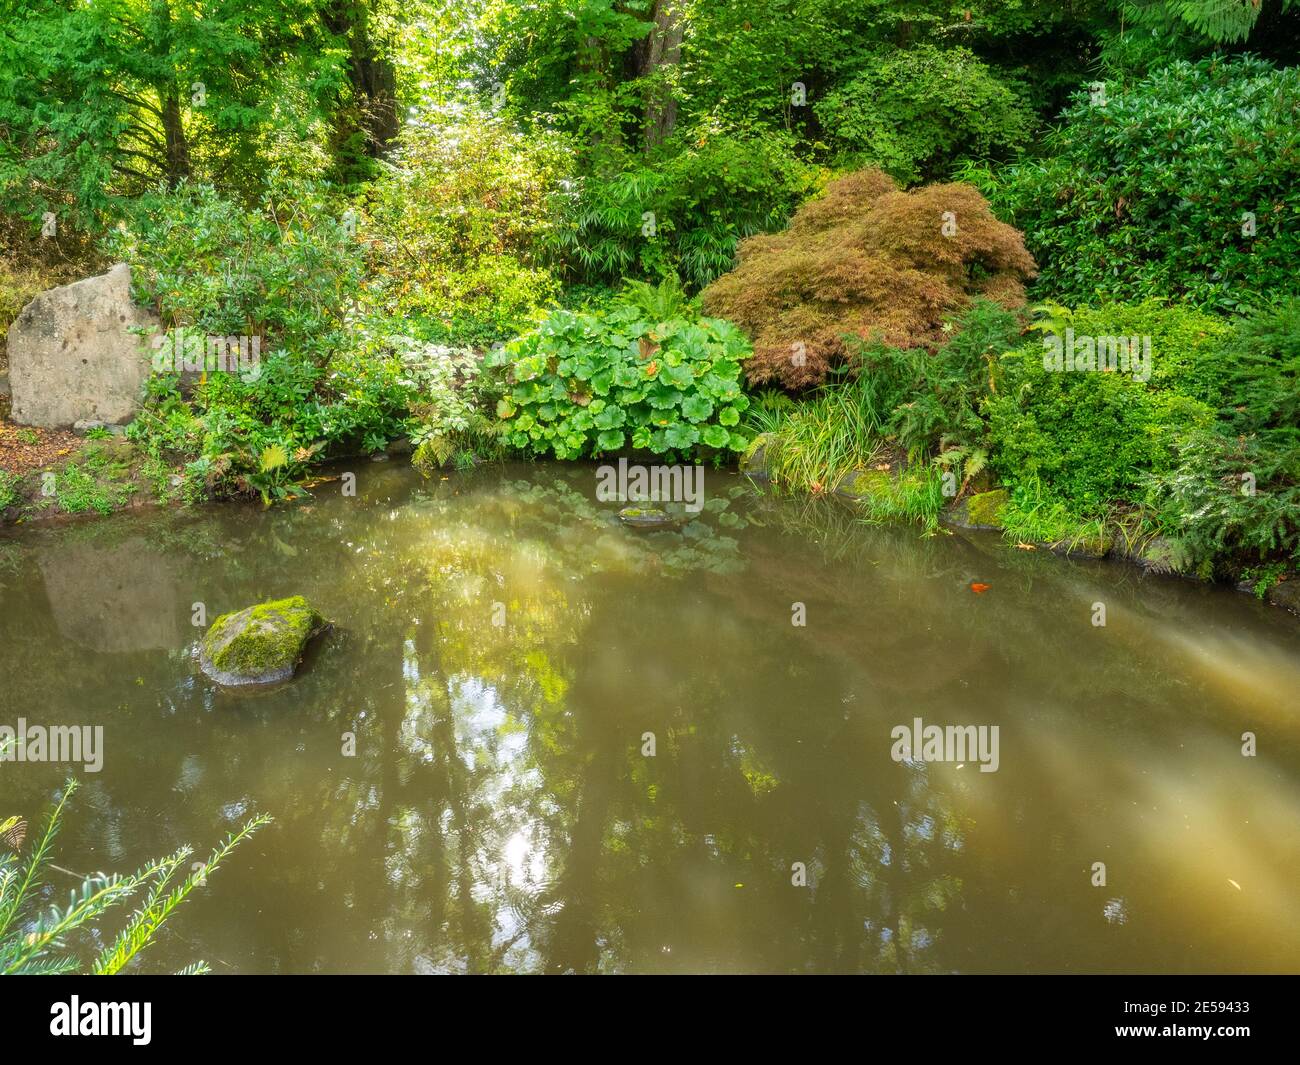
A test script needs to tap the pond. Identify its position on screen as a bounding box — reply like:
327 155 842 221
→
1 462 1298 973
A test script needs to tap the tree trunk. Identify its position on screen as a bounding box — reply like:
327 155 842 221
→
325 1 399 161
641 0 684 151
160 90 191 187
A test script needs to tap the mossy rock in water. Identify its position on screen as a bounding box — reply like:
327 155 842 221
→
200 596 330 687
618 505 677 530
966 489 1009 528
1049 535 1112 560
945 488 1008 530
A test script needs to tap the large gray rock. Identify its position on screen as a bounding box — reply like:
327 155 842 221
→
7 264 159 428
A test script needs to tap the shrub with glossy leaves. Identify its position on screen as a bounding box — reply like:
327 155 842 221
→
969 57 1300 312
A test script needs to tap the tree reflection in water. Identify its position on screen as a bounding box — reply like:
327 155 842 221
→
1 463 1298 972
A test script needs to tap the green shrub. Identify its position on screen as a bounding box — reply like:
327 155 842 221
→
1148 299 1300 571
1150 429 1300 575
548 119 818 290
1213 297 1300 447
108 178 363 354
366 104 568 348
815 45 1035 184
401 341 506 471
873 299 1023 457
111 180 436 501
489 288 752 459
984 302 1223 511
968 57 1300 312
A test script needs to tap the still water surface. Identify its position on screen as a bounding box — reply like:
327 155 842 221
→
1 462 1298 973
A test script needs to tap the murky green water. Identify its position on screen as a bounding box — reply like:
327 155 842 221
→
1 462 1298 973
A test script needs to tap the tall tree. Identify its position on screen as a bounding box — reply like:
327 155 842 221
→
640 0 685 149
0 0 340 225
322 0 400 175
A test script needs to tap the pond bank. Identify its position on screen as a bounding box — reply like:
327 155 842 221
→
739 437 1300 622
5 431 1298 624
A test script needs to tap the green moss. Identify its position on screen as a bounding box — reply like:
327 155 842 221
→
204 596 327 678
966 488 1009 528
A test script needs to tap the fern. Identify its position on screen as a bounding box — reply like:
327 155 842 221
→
1125 0 1288 43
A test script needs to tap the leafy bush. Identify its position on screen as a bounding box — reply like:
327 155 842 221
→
111 179 437 500
815 45 1035 183
547 120 818 290
488 288 752 459
1148 299 1300 571
400 341 506 471
702 169 1036 389
366 103 568 348
873 300 1023 457
984 302 1224 511
109 177 364 354
969 57 1300 312
1151 429 1300 575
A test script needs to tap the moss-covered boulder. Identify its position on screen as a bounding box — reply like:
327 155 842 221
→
1049 535 1112 560
199 596 330 687
945 488 1008 530
618 505 678 530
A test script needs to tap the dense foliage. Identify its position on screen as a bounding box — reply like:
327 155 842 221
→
970 57 1300 312
985 303 1225 511
815 45 1035 183
1 0 1297 592
366 103 569 347
489 281 751 459
702 170 1036 389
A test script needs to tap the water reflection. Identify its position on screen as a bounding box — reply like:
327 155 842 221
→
0 463 1298 973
